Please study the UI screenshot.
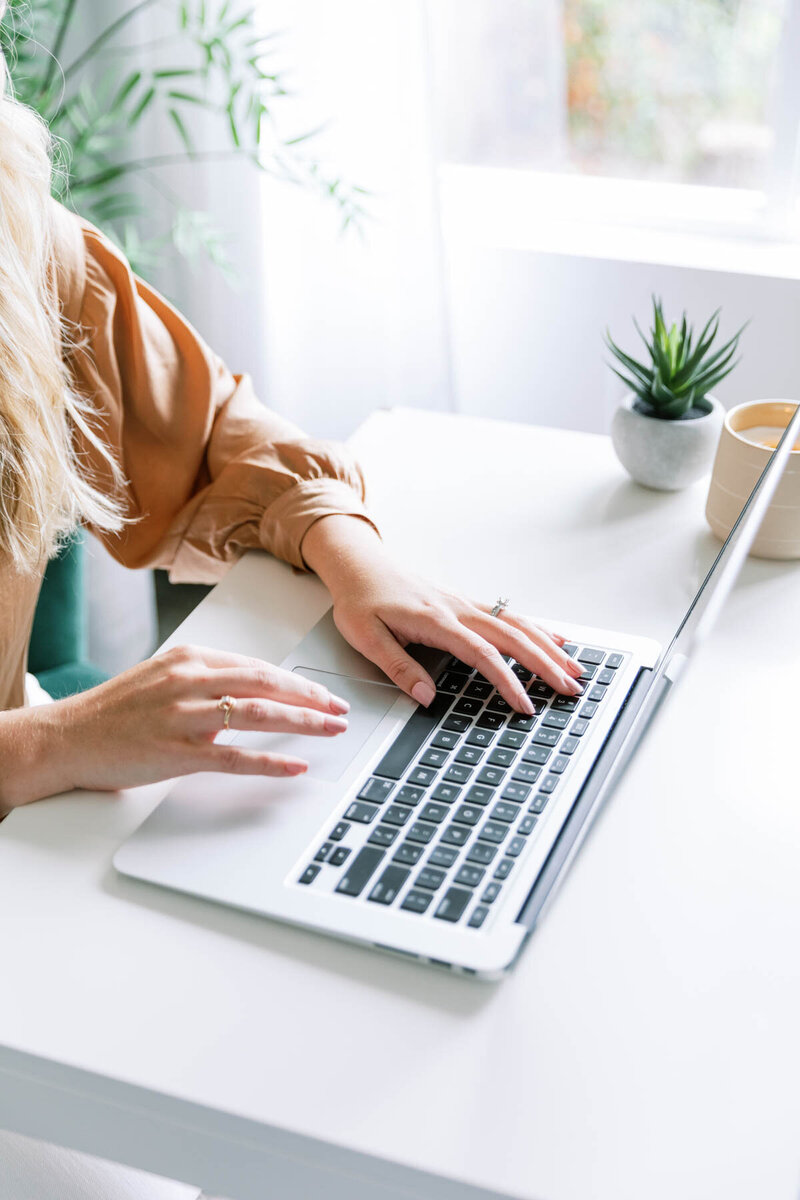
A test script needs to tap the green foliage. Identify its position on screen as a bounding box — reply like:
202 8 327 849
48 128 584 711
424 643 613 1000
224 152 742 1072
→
605 297 746 420
0 0 368 280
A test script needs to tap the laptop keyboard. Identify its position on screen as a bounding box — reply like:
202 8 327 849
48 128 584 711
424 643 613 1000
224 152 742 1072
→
295 644 627 930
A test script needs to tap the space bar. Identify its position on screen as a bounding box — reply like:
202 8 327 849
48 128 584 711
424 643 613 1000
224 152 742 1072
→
372 691 453 780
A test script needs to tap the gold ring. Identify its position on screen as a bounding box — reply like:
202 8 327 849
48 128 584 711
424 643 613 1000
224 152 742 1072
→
217 694 236 732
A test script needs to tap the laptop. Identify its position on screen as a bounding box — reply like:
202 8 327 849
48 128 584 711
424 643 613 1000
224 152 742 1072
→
114 407 800 979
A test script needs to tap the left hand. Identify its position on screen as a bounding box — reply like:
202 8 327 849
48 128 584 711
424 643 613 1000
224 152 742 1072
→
300 516 584 714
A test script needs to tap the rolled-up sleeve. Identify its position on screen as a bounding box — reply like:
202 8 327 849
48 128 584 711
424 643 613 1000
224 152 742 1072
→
66 216 379 583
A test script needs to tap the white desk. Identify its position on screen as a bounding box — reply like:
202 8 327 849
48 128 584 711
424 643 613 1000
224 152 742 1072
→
1 408 799 1200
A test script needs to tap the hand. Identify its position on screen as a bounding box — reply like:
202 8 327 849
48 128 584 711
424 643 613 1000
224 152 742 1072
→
0 645 352 810
300 516 585 712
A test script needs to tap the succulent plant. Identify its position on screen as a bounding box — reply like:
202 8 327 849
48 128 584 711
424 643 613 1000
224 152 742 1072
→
605 297 746 420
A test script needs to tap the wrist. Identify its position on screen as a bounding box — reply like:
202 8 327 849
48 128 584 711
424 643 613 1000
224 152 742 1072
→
0 703 75 812
300 514 387 598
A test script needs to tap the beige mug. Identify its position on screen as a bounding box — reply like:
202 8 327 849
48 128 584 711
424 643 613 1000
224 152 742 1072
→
705 399 800 559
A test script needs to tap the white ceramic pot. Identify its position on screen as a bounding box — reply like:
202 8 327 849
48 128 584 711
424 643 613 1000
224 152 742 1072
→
610 393 725 491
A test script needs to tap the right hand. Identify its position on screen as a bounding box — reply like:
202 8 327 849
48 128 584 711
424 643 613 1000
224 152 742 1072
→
2 645 351 809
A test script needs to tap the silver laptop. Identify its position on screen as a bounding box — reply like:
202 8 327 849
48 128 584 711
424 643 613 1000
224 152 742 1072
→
114 408 799 978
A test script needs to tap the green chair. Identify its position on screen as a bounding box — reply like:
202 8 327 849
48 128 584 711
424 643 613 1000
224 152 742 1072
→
29 529 109 699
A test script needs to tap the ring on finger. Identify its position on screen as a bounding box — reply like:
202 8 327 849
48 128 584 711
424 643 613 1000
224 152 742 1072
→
217 694 236 732
490 596 510 618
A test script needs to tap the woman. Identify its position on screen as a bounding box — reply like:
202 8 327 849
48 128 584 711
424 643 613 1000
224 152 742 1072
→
0 33 582 816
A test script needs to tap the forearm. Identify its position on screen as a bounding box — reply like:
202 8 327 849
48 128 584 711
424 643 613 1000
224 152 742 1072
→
0 704 74 814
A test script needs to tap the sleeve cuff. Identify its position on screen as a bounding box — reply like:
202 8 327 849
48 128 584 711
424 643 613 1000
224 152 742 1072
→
259 478 381 572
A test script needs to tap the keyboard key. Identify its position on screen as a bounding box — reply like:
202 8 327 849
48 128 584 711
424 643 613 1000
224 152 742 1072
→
532 728 561 747
396 784 425 806
486 694 512 714
374 691 452 779
510 663 532 682
393 841 425 865
542 710 570 729
577 647 605 665
506 836 527 857
501 782 530 804
429 845 459 867
420 747 449 769
437 670 465 694
539 775 559 794
466 841 497 865
466 727 496 748
314 841 334 862
432 729 460 750
401 888 433 914
465 784 495 806
454 696 482 716
551 696 579 712
368 825 400 847
441 823 472 846
488 747 517 768
523 745 552 765
383 804 413 826
443 714 471 733
335 846 385 896
368 865 410 905
498 729 526 749
578 664 597 681
455 864 485 888
529 793 551 814
550 755 570 774
571 718 589 737
299 864 321 885
494 858 514 880
468 905 490 928
477 765 507 787
512 762 542 785
597 668 616 685
345 801 380 824
464 680 492 699
480 820 509 844
420 801 449 824
406 821 437 844
491 801 519 823
329 846 352 866
580 701 599 719
408 766 437 787
444 763 473 785
434 887 472 923
358 777 394 803
588 684 607 702
562 642 578 655
416 866 447 890
518 814 538 835
606 653 624 669
508 714 535 731
560 737 579 756
432 782 462 804
455 744 484 766
482 881 502 903
453 803 483 826
527 682 554 700
329 821 350 841
445 655 472 675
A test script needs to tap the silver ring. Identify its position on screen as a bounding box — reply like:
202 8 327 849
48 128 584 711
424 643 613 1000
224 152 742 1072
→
490 596 510 618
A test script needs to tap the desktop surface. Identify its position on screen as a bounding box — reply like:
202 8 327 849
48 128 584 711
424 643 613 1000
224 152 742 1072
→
0 408 798 1200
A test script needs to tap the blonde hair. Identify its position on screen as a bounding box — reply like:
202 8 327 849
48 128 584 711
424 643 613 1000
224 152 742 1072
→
0 19 124 571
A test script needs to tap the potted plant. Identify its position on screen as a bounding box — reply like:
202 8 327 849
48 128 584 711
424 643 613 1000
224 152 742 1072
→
605 298 746 491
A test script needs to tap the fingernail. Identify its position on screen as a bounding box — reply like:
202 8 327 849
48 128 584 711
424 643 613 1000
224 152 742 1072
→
518 692 535 715
412 681 436 707
564 675 583 695
286 761 307 775
324 715 348 733
567 659 583 676
329 695 350 714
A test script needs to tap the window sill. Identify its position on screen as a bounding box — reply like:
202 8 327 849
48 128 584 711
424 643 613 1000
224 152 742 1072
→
438 165 800 281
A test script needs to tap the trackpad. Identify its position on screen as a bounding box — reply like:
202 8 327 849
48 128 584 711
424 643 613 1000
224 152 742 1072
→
230 668 401 781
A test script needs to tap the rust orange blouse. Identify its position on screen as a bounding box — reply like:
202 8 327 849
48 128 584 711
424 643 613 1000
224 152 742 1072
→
0 200 377 713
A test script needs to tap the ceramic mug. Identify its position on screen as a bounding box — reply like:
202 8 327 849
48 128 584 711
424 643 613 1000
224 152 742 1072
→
705 399 800 559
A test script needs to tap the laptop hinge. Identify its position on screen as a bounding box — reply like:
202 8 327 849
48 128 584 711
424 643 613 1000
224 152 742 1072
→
516 666 666 932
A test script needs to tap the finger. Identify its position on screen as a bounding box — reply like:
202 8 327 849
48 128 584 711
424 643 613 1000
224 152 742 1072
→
199 743 309 777
424 624 537 712
342 617 439 706
199 666 349 715
472 604 580 676
465 613 583 696
187 699 349 739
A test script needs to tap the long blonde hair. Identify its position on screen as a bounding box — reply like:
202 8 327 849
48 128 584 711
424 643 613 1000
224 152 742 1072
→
0 13 124 571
